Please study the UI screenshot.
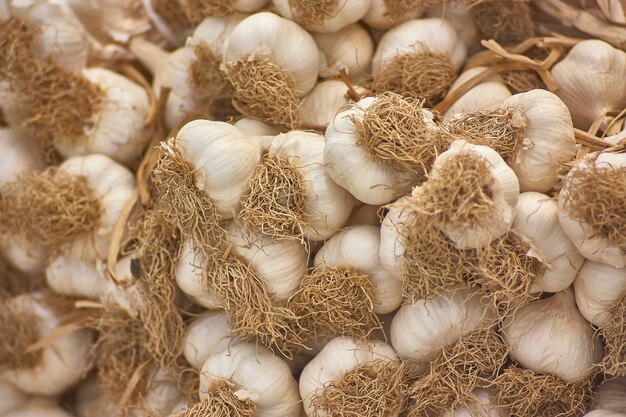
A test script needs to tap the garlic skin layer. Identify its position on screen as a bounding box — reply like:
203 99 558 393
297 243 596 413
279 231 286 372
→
592 377 626 413
551 40 626 131
199 343 302 417
503 289 602 382
45 256 107 299
184 311 239 370
444 66 512 118
176 120 262 218
558 153 626 268
363 0 425 29
501 89 576 193
574 260 626 327
299 336 398 417
273 0 371 33
299 80 352 130
314 225 402 314
390 287 486 368
314 23 373 80
514 192 584 293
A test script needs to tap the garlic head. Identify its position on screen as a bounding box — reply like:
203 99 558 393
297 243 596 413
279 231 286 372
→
273 0 371 33
314 23 373 80
575 260 626 327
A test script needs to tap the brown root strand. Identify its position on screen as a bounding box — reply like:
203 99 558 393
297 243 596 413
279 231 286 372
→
225 55 301 129
177 0 235 23
353 91 447 175
562 165 626 252
493 366 593 417
287 265 381 342
173 380 255 417
372 50 456 107
0 295 41 371
287 0 339 27
310 360 406 417
442 107 528 163
0 19 102 149
466 0 535 46
383 0 441 22
501 70 545 94
601 293 626 377
0 168 101 254
405 329 508 417
238 155 308 241
189 44 236 121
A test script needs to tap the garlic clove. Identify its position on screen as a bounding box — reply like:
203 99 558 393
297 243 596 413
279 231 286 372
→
313 23 373 80
575 260 626 327
299 80 354 131
273 0 371 33
444 66 512 118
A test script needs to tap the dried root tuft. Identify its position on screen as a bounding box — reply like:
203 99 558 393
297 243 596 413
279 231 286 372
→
383 0 441 22
173 380 256 417
287 0 339 27
0 296 41 371
601 293 626 377
501 70 545 94
177 0 235 23
465 0 535 46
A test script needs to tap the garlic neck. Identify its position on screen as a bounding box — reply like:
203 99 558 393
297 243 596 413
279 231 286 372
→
129 37 169 78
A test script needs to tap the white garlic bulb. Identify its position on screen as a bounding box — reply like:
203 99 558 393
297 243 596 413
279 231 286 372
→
379 196 410 280
314 225 402 314
444 66 512 118
139 368 185 416
175 120 262 218
45 256 107 299
184 310 239 369
390 287 487 368
442 389 508 417
2 293 94 396
233 117 279 137
503 289 603 382
0 379 27 416
574 260 626 327
4 399 74 417
363 0 425 29
513 192 584 293
426 2 479 52
174 239 221 310
313 23 373 80
559 152 626 268
299 336 400 417
551 40 626 131
199 343 301 417
299 80 353 130
273 0 371 33
592 377 626 413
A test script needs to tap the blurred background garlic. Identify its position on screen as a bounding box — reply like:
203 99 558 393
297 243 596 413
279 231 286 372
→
575 260 626 327
45 256 107 299
363 0 427 30
4 399 74 417
441 389 508 417
443 66 512 118
0 378 28 416
426 1 479 52
175 0 266 26
592 377 626 414
299 80 354 130
313 23 373 80
551 40 626 132
371 18 466 105
273 0 370 33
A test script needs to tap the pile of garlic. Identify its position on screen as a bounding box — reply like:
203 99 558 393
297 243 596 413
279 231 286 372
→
1 1 625 416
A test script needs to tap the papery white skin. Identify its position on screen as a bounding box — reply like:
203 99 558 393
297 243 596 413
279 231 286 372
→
551 40 626 131
345 203 380 227
426 2 479 52
299 336 399 417
372 18 467 77
222 12 319 96
233 117 279 137
513 192 584 293
299 80 353 130
184 311 239 369
432 140 519 249
174 239 221 309
442 389 509 417
379 196 410 280
227 222 307 299
269 131 354 240
325 96 438 205
199 343 302 417
592 377 626 413
390 287 486 370
46 256 107 299
558 153 626 267
4 399 73 417
313 23 373 80
273 0 370 33
444 66 511 118
503 288 602 382
140 368 185 416
363 0 424 29
176 120 262 218
59 154 135 260
584 411 626 417
501 89 576 193
2 293 94 396
314 225 402 314
575 260 626 327
0 379 27 416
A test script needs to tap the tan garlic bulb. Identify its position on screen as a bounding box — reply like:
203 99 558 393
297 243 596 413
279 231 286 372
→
559 152 626 268
0 379 27 416
363 0 426 30
240 130 354 241
444 66 512 118
45 256 107 299
324 93 441 205
574 260 626 327
222 12 319 128
313 23 374 80
4 399 74 417
592 377 626 413
184 310 239 369
299 336 404 417
503 289 602 382
551 40 626 131
426 2 479 52
273 0 371 33
299 80 354 130
371 18 466 104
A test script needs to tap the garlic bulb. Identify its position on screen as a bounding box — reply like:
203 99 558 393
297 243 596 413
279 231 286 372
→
371 18 466 104
390 287 486 368
313 23 373 80
593 377 626 413
197 343 301 417
444 66 512 118
442 389 508 417
139 368 185 416
379 196 410 280
175 239 221 309
184 310 239 369
175 119 262 218
575 260 626 327
585 411 626 417
299 80 353 130
558 152 626 268
313 225 402 314
551 40 626 131
45 256 107 299
1 293 94 396
4 399 74 417
503 289 602 382
233 117 279 137
513 192 584 293
222 12 319 128
299 336 403 417
426 2 479 52
363 0 425 29
273 0 370 33
240 130 354 241
175 0 266 26
0 379 27 416
324 94 440 205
